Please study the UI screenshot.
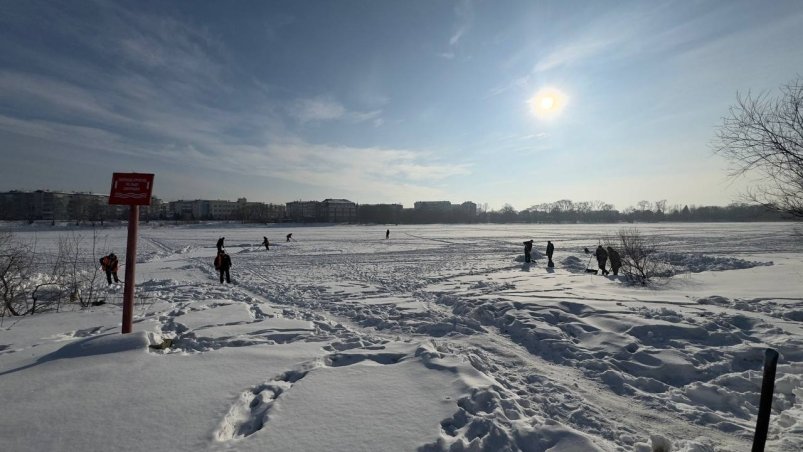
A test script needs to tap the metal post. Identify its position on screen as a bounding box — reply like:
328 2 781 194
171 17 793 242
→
121 205 139 334
752 348 779 452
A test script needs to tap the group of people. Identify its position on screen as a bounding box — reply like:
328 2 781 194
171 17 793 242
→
522 240 555 267
102 232 623 289
522 240 622 276
211 229 394 284
593 245 622 276
213 233 291 284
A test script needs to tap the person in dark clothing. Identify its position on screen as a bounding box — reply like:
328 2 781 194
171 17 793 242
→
523 240 534 263
386 229 390 239
595 245 609 275
546 241 555 267
286 233 293 242
214 250 232 284
100 253 120 285
216 237 225 252
607 246 622 276
262 236 270 250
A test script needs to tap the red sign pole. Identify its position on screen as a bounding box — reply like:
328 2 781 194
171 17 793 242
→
121 205 139 334
108 172 154 335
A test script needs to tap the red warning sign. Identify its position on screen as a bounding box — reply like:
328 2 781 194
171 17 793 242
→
109 173 155 205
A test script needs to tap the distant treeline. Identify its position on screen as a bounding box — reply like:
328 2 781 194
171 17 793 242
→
476 201 789 224
360 201 788 224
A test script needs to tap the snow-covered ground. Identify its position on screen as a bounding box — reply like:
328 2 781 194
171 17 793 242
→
1 222 802 451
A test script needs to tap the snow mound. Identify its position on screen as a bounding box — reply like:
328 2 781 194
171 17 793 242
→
663 252 772 273
561 255 590 272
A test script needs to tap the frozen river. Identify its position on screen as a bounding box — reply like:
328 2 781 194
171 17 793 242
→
2 222 802 451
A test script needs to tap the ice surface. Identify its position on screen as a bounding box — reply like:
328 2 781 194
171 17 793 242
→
1 222 801 451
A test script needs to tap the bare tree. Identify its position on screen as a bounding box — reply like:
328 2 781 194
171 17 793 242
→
590 200 613 211
574 201 591 214
715 76 803 217
60 230 105 308
0 231 31 316
551 199 574 213
28 237 70 314
0 229 111 318
606 228 672 285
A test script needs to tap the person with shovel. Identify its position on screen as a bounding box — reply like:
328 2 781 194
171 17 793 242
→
523 240 534 263
607 246 622 276
595 245 609 275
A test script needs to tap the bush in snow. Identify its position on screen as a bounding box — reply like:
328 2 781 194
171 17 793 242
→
0 230 34 316
606 228 672 285
0 230 106 317
58 231 106 308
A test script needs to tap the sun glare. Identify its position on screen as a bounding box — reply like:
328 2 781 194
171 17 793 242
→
529 88 567 119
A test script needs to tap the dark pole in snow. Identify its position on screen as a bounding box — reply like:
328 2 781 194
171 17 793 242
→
752 348 779 452
121 205 139 334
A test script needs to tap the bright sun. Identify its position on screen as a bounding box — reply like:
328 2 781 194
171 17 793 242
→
529 88 567 119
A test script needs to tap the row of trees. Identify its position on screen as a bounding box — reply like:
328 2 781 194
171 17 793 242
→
479 201 785 224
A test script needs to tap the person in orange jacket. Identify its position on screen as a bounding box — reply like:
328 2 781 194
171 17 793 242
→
100 253 120 285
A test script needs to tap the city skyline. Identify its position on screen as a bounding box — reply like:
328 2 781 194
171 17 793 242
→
2 1 802 210
0 187 754 213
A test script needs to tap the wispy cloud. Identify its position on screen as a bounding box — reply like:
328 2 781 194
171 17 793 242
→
449 0 474 46
288 96 382 124
250 140 472 183
289 97 347 122
256 140 472 201
440 0 474 59
532 39 616 73
487 4 650 96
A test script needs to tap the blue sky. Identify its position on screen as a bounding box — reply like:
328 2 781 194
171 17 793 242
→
1 0 802 211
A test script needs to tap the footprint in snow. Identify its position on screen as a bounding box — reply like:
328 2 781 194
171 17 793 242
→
214 351 407 441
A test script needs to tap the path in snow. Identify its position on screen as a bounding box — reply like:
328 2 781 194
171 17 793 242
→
5 223 802 451
126 224 803 450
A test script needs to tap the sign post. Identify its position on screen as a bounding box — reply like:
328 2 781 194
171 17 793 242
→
109 173 154 334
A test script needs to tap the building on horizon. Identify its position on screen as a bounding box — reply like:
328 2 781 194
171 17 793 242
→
285 200 322 222
458 201 477 217
413 201 452 212
285 199 357 222
166 198 284 221
357 203 403 224
0 190 132 222
237 198 285 222
410 200 478 223
321 199 357 222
